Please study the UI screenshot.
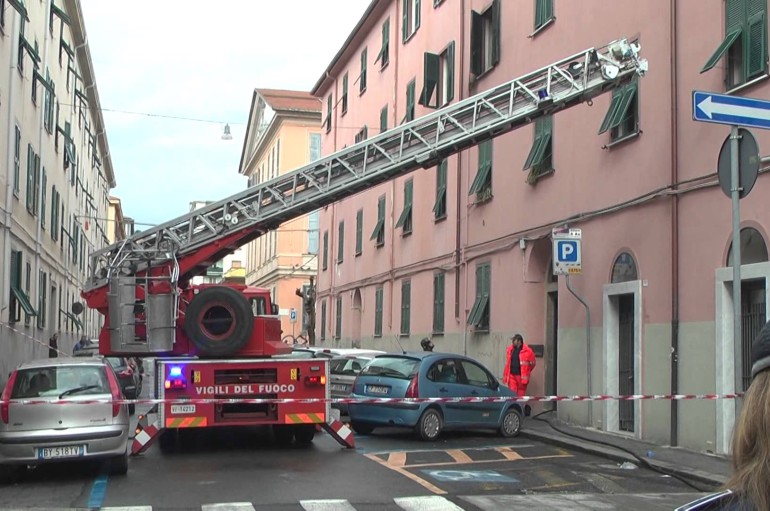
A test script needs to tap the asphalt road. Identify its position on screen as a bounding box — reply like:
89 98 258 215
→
0 364 708 510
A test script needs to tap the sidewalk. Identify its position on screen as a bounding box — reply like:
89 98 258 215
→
522 415 731 489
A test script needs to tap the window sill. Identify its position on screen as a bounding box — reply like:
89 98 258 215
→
434 214 447 223
726 73 770 95
528 17 555 39
376 242 384 249
473 191 493 205
401 230 412 237
355 251 362 257
403 30 418 45
359 87 367 96
380 61 390 72
602 130 641 150
528 168 554 185
13 191 19 200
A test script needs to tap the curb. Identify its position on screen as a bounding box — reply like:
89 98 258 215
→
521 428 725 488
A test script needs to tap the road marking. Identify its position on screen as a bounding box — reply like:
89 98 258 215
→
87 474 109 510
394 496 464 510
201 503 256 511
100 508 153 510
387 451 407 467
446 449 473 464
494 446 523 460
301 499 357 511
365 453 447 495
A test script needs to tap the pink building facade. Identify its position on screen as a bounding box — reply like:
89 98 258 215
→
310 0 770 454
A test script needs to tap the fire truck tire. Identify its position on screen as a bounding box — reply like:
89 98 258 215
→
273 425 294 446
158 429 178 454
184 286 254 357
294 424 315 446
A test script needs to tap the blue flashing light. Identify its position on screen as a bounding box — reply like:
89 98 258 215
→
169 366 183 378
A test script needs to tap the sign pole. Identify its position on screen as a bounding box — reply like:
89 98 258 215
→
730 125 742 391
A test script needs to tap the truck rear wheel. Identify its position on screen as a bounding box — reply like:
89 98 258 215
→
184 286 254 357
273 425 294 446
294 425 315 446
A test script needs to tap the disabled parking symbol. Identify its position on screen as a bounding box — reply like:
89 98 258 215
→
423 469 517 483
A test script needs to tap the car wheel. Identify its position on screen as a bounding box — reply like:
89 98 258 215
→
109 447 129 476
415 408 442 441
294 425 315 446
273 425 295 446
351 422 375 435
0 465 24 485
499 407 523 438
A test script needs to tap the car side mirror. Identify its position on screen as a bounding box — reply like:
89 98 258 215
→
491 380 499 390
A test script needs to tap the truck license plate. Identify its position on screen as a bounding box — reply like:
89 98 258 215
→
37 445 85 459
171 404 196 414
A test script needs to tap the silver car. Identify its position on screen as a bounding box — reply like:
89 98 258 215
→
0 358 130 480
328 350 385 415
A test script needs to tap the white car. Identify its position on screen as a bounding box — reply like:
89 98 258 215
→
0 358 130 481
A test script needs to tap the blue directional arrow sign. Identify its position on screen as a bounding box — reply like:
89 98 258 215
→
693 91 770 130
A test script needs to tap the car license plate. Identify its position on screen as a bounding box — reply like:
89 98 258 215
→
367 385 389 395
37 445 85 460
330 384 348 392
171 404 196 414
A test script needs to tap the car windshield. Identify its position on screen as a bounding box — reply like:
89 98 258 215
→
329 357 370 376
360 356 419 379
11 365 110 399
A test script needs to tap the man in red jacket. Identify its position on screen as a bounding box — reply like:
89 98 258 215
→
503 334 536 396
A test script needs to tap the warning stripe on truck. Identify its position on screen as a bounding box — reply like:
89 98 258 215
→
284 413 325 424
165 416 208 428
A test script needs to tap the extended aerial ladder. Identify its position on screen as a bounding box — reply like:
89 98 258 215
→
82 39 648 357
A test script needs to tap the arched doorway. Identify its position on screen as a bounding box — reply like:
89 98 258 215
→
603 251 642 437
351 288 363 348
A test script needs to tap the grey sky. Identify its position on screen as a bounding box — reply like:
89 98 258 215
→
80 0 369 227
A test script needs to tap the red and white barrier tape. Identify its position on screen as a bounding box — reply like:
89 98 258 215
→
0 393 745 406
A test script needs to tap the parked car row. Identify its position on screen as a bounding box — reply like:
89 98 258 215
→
283 345 525 441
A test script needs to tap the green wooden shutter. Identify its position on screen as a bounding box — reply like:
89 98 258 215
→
415 0 421 29
322 230 328 270
470 10 483 76
342 73 348 114
26 145 34 212
401 280 411 335
419 52 440 106
447 41 455 103
491 0 501 67
360 48 367 92
702 0 745 73
746 0 768 78
406 80 415 121
337 221 344 263
320 301 327 340
402 0 409 42
375 287 383 336
380 105 388 133
355 209 363 255
40 169 46 227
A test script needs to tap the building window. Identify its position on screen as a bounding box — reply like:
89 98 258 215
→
43 69 55 133
400 279 411 335
402 0 421 42
405 79 416 122
395 179 413 235
523 116 553 183
335 295 342 339
337 220 344 264
433 159 447 220
13 126 21 195
308 211 319 254
470 0 501 77
355 209 363 256
322 230 329 270
534 0 554 31
325 94 332 133
51 186 59 241
380 105 388 133
341 73 348 115
309 133 321 161
599 81 639 143
433 272 445 334
359 47 368 93
320 300 327 341
354 125 368 144
8 250 23 323
376 18 390 68
419 42 455 108
40 168 46 228
469 140 492 201
374 286 384 337
24 261 32 326
370 195 386 247
702 0 768 89
37 271 47 329
468 263 491 331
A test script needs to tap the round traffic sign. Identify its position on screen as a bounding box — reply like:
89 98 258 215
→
717 128 760 199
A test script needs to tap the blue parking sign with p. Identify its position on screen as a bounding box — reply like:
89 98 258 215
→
557 240 578 262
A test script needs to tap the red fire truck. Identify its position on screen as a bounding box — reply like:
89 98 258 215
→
79 39 647 455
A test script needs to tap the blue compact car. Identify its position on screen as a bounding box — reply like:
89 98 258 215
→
348 352 523 440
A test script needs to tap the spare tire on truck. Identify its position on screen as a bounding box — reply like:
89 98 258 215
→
183 286 254 357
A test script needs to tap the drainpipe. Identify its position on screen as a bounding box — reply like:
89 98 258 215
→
390 4 400 338
2 12 22 319
458 0 468 356
669 0 680 447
